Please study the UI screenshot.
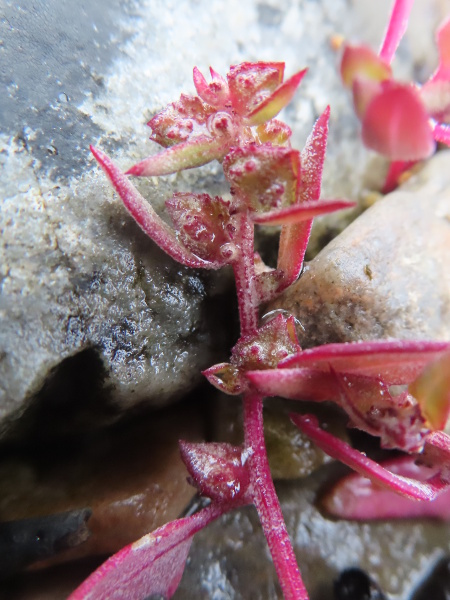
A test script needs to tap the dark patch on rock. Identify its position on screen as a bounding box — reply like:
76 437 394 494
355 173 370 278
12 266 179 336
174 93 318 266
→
1 0 137 179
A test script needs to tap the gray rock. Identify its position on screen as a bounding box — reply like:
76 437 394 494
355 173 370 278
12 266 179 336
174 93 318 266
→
271 151 450 347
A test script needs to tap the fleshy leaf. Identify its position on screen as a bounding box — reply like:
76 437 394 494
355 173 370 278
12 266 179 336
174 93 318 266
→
179 441 250 503
245 68 308 126
252 199 354 226
166 192 237 263
322 456 450 521
362 81 435 160
333 370 429 453
279 340 450 384
432 16 450 82
90 146 217 269
227 61 285 116
68 505 223 600
126 136 228 177
378 0 414 64
433 122 450 146
193 66 230 108
291 414 443 501
382 159 417 194
409 352 450 430
247 367 339 401
223 143 300 213
202 362 242 395
341 44 391 88
352 77 383 119
148 94 215 148
255 119 292 145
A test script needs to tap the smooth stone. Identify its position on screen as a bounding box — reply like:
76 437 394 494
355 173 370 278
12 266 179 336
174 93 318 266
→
271 151 450 347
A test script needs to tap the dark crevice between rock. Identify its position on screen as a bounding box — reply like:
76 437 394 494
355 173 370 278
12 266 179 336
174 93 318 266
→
0 347 118 446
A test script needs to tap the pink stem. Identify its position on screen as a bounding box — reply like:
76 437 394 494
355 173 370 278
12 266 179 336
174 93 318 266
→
382 159 417 194
244 393 309 600
379 0 414 64
232 211 259 336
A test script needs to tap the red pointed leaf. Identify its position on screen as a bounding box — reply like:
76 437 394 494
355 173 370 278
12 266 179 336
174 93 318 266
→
68 506 223 600
432 16 450 82
227 61 285 116
298 106 330 203
291 414 443 501
245 68 308 126
179 441 250 503
322 456 450 521
362 82 435 160
90 146 217 269
202 362 242 395
341 44 391 88
193 66 230 108
379 0 414 64
126 136 228 177
253 199 354 226
279 340 450 384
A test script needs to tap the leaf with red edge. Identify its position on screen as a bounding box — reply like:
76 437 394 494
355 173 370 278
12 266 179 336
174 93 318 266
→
290 413 444 501
202 362 242 395
340 44 391 88
362 81 435 160
148 94 215 148
279 340 450 384
223 143 300 213
255 119 292 145
352 77 383 119
193 66 230 108
276 107 331 290
246 367 339 401
409 352 450 430
322 456 450 521
90 146 219 270
245 68 308 126
227 61 284 116
432 16 450 82
126 135 228 177
378 0 414 64
166 192 237 263
68 505 223 600
253 199 354 226
333 370 429 453
179 441 250 504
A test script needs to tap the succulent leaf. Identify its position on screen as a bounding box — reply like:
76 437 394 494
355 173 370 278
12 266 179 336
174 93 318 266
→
255 119 292 145
227 61 285 116
409 352 450 430
193 66 230 108
341 44 391 88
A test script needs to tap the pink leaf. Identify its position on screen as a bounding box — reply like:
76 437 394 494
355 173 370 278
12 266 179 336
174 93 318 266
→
246 367 339 400
362 81 435 160
279 340 450 385
379 0 414 64
126 136 228 177
322 456 450 521
340 44 391 88
432 16 450 82
179 441 250 503
193 66 230 108
68 505 224 600
382 159 417 194
245 68 308 126
90 146 218 269
148 94 215 148
202 362 242 395
252 199 354 226
227 61 285 117
290 414 444 501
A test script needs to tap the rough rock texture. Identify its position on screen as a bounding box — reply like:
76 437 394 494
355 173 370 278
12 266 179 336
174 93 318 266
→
271 151 450 347
1 0 446 435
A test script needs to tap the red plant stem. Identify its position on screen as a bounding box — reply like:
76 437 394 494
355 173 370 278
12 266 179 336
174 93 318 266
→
243 392 309 600
379 0 414 64
232 211 259 336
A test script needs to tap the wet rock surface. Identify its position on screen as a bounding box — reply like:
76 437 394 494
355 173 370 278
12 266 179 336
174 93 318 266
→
272 151 450 347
